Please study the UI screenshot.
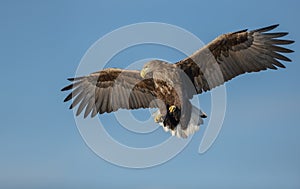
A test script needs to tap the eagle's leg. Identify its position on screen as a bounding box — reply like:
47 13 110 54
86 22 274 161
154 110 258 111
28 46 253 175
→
169 105 177 113
154 103 167 123
154 113 165 123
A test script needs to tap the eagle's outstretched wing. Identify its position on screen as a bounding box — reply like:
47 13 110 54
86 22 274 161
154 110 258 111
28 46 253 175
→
176 24 294 94
61 68 157 118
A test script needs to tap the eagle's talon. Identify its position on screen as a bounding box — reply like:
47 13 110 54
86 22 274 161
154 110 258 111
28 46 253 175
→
155 114 164 123
169 105 176 113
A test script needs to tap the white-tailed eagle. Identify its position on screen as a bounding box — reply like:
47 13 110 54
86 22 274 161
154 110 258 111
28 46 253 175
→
62 24 294 138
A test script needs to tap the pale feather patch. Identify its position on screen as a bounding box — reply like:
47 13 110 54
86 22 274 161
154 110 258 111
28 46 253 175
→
152 106 206 138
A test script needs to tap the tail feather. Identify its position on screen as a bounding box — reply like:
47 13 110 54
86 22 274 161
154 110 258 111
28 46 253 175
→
153 106 206 138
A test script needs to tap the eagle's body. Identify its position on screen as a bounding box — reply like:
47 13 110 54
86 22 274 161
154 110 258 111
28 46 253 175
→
62 24 294 138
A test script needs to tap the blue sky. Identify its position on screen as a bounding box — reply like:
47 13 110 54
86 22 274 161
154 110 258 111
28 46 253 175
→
0 0 299 188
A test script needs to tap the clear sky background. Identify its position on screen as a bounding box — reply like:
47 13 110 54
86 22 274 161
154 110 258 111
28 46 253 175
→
0 0 299 188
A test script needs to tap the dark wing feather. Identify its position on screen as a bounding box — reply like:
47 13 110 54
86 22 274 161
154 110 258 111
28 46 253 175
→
61 68 158 118
176 24 294 94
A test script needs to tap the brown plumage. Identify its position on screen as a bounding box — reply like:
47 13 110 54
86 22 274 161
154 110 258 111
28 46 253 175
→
62 24 294 138
62 69 158 117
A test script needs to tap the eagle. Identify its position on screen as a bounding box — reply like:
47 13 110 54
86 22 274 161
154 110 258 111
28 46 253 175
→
62 24 294 138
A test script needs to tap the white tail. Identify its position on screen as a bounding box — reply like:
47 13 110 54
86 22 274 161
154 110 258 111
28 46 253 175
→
153 106 206 138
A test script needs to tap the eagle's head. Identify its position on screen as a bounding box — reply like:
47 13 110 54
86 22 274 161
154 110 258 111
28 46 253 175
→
140 60 168 78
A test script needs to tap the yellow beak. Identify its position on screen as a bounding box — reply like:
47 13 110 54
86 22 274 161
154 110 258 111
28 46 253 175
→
140 68 147 78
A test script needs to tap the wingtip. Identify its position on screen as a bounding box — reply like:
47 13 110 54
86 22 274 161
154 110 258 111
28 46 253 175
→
61 86 69 91
68 76 84 81
272 23 280 28
268 24 280 29
61 83 74 91
76 110 81 116
254 24 280 33
286 57 292 62
69 103 74 109
232 28 248 34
